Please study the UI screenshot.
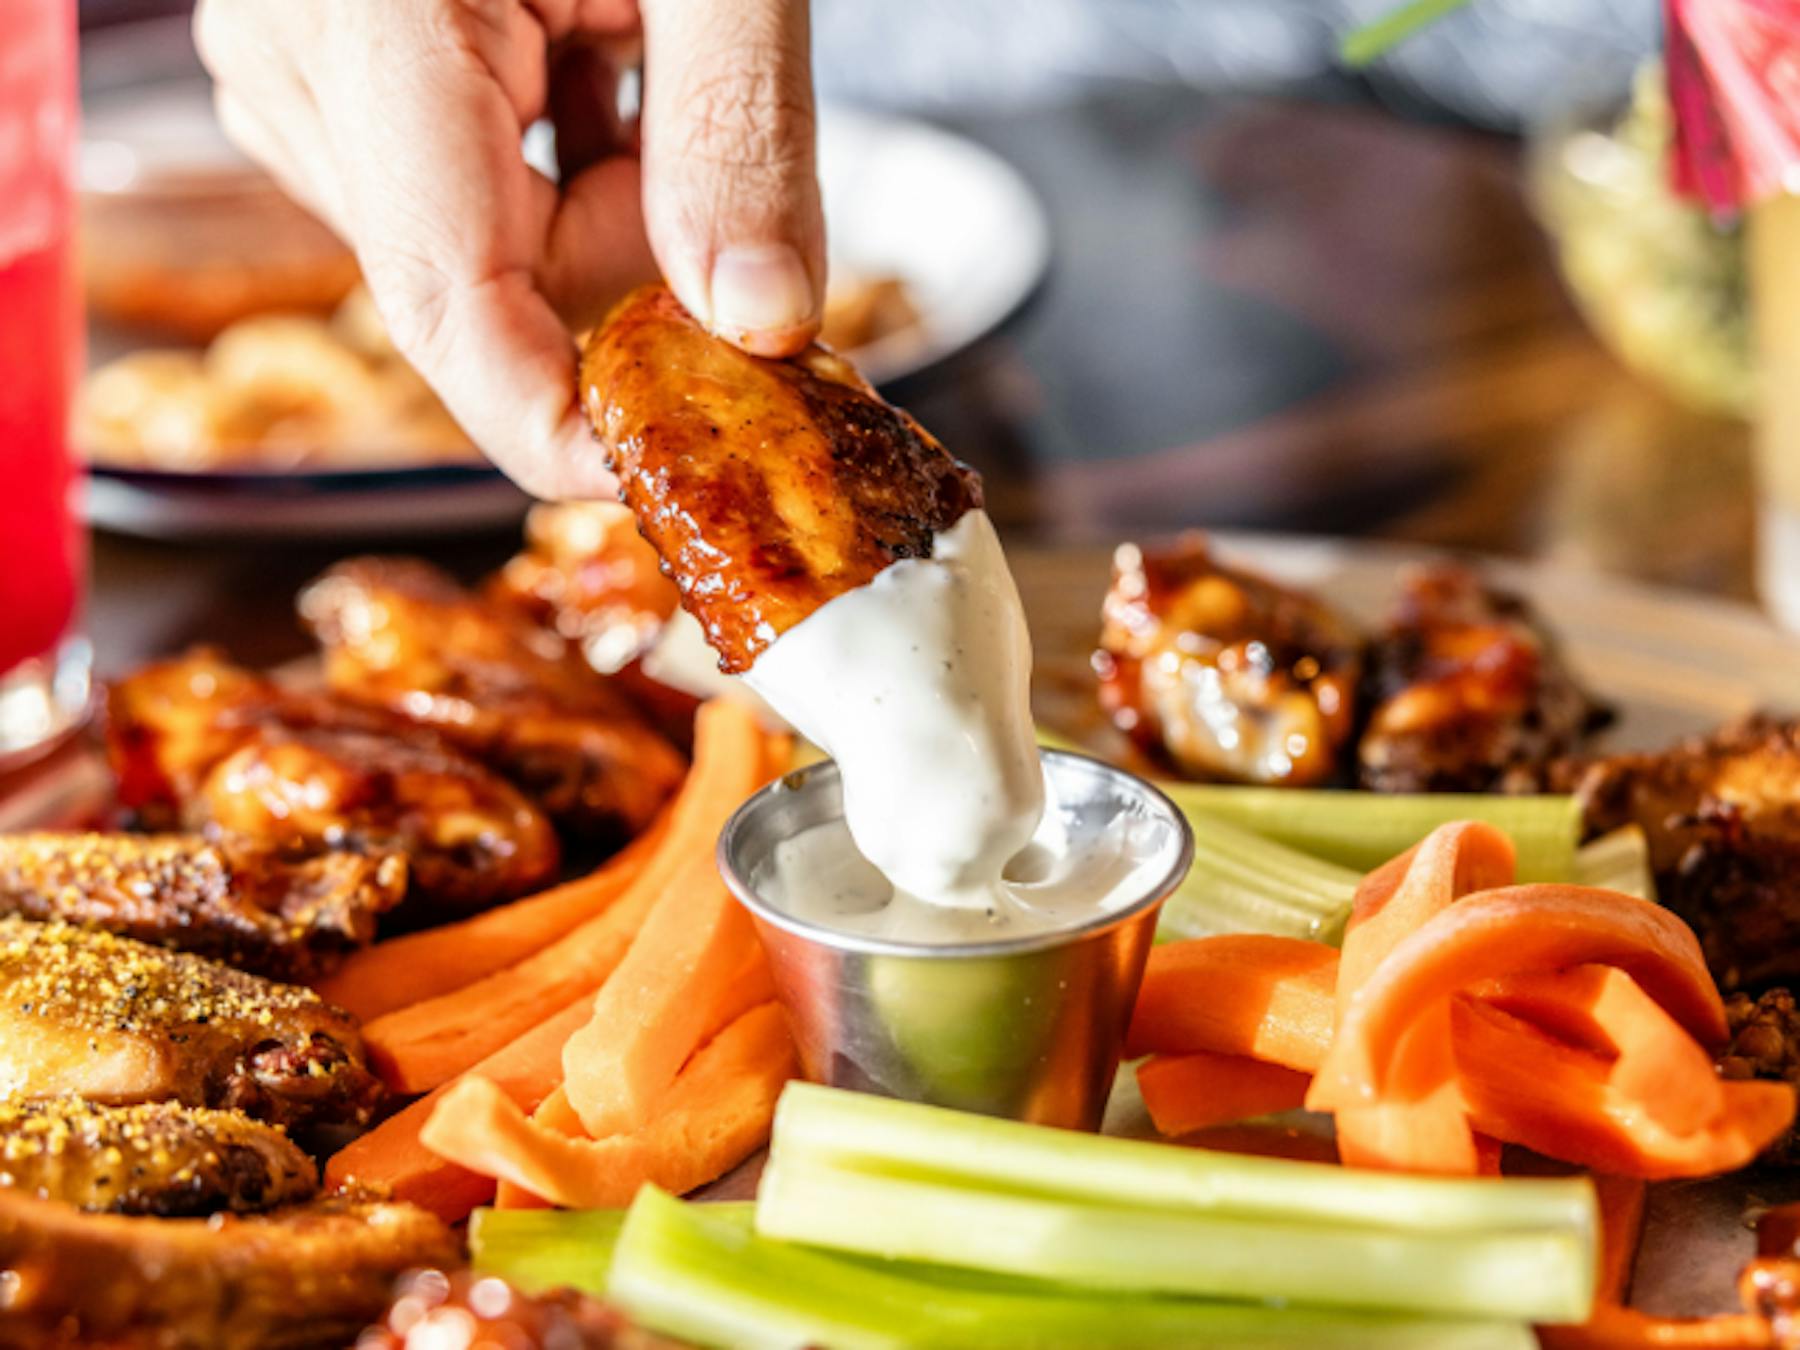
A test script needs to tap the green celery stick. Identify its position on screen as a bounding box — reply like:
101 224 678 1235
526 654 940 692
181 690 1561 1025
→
1156 783 1581 881
756 1156 1591 1324
1159 810 1360 944
469 1206 636 1295
1575 826 1657 902
772 1082 1596 1238
612 1186 1537 1350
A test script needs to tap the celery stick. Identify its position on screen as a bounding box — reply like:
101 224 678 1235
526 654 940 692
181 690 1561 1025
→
1157 784 1581 882
1159 810 1360 944
757 1156 1591 1324
1575 826 1657 902
612 1186 1536 1350
471 1205 756 1295
773 1082 1597 1239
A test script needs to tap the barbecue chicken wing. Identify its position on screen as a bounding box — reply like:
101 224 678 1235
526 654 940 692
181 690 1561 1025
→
300 557 686 842
1357 564 1608 793
1095 538 1363 785
1561 714 1800 990
360 1270 684 1350
0 917 381 1131
0 1188 456 1350
491 501 680 675
0 831 405 980
0 1098 315 1216
579 283 982 672
107 650 559 911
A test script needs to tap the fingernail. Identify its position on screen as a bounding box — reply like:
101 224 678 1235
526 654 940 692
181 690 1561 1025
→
708 243 815 344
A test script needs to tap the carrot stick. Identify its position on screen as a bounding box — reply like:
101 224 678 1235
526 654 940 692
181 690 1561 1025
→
316 813 669 1021
1126 935 1338 1071
361 703 766 1094
1592 1174 1648 1306
1136 1051 1311 1136
560 701 770 1136
1317 823 1515 1174
1451 998 1793 1179
1483 966 1726 1136
324 994 594 1221
422 1002 797 1209
1539 1307 1772 1349
1310 884 1729 1119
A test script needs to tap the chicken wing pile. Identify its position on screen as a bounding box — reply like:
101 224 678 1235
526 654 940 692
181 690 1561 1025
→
580 283 982 672
1096 540 1608 792
299 556 686 844
107 649 561 913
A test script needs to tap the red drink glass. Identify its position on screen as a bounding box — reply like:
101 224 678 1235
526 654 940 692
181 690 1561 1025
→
0 0 89 762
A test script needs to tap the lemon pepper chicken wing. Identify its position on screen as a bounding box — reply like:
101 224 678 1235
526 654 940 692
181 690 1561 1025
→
579 283 982 673
0 831 405 980
0 1098 316 1216
106 650 560 911
0 917 382 1131
1095 538 1363 786
299 556 686 842
0 1187 457 1350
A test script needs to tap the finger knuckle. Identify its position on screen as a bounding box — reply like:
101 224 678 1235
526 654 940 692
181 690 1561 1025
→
670 54 814 173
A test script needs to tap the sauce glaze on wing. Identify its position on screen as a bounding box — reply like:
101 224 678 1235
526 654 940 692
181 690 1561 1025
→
580 284 983 672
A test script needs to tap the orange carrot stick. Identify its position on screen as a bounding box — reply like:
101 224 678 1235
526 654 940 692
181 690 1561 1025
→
1126 935 1339 1071
325 994 595 1221
361 703 766 1094
1319 823 1515 1174
1137 1051 1311 1137
1483 966 1726 1136
1311 884 1728 1117
315 812 669 1021
422 1002 797 1209
559 701 770 1136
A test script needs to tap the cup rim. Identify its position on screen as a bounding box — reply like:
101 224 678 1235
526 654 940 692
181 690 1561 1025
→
716 747 1195 959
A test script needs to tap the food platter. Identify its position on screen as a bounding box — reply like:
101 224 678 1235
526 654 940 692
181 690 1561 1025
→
13 531 1797 1328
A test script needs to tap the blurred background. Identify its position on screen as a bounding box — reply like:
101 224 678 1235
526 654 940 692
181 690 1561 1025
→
58 0 1777 672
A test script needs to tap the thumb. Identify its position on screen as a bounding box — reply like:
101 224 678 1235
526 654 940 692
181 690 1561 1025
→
638 0 824 356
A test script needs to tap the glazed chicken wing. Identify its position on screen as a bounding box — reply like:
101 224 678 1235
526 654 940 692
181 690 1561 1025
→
0 917 381 1131
1560 714 1800 990
300 557 686 842
579 284 982 672
0 1098 316 1216
491 500 680 675
1357 564 1609 793
0 831 405 980
107 650 560 911
1095 537 1363 786
0 1188 457 1350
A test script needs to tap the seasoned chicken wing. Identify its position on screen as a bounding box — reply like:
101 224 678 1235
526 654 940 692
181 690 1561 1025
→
0 1188 457 1350
0 1098 315 1216
1561 715 1800 990
107 650 560 911
579 284 982 672
0 917 381 1131
300 557 686 842
0 831 405 980
1095 537 1363 786
1358 564 1609 793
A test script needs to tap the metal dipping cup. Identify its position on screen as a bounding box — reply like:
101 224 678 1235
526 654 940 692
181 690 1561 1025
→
717 750 1194 1131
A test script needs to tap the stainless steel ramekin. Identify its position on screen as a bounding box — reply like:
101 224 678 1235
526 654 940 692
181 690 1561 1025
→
717 750 1192 1131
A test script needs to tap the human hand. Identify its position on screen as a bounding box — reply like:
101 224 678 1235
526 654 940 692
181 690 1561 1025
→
194 0 824 498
